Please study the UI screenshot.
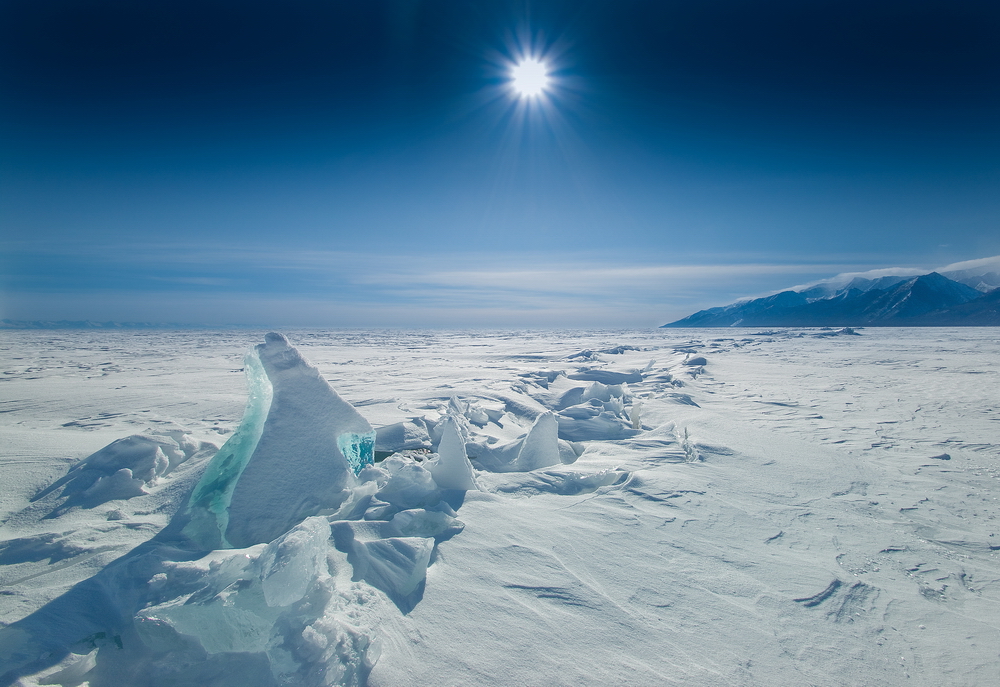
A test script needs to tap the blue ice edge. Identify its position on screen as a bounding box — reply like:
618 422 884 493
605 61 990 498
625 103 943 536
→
181 347 376 550
182 347 273 549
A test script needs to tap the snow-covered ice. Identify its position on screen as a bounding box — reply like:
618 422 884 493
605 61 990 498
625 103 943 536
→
1 327 998 686
425 415 479 491
181 329 378 551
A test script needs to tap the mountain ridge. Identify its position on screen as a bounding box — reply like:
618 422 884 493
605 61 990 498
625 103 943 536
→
664 272 1000 327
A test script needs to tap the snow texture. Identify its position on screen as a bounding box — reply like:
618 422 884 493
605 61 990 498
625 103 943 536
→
1 327 999 687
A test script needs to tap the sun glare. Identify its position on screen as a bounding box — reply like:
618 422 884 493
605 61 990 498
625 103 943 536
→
510 58 549 98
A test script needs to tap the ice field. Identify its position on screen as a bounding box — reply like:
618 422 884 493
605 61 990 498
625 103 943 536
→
0 327 998 686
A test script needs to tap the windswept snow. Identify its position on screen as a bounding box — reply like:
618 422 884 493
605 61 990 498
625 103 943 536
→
1 327 998 686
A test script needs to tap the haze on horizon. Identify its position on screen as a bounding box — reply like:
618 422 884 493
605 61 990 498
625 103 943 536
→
2 1 999 327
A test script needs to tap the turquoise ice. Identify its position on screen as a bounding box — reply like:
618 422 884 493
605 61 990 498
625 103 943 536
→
181 333 377 549
182 348 272 550
338 430 376 475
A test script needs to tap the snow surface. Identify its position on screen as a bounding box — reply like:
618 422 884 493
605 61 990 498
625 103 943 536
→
1 328 999 686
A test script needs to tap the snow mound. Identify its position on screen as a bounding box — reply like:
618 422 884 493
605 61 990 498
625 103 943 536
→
0 532 88 565
487 467 631 497
33 432 210 512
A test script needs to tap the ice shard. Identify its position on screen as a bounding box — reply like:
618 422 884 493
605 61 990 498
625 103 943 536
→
427 414 479 491
468 411 564 472
338 431 377 476
512 411 562 471
183 333 375 549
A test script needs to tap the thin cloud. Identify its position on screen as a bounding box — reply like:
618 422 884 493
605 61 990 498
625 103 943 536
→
359 262 859 295
785 267 927 294
784 253 1000 294
936 254 1000 273
7 238 996 326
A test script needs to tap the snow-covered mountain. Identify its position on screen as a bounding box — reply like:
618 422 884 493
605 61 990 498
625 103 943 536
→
664 271 998 327
940 267 1000 293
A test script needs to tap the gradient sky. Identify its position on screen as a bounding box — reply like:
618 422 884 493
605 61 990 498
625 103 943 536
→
2 0 999 326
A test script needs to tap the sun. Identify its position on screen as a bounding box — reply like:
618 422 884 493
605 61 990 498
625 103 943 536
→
510 58 549 98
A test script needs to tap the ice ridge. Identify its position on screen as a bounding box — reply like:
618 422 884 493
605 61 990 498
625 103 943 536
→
184 332 376 550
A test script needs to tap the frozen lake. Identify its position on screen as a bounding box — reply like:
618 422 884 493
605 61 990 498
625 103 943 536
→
1 327 998 686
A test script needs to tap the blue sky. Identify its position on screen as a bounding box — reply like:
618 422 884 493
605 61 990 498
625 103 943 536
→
2 1 999 326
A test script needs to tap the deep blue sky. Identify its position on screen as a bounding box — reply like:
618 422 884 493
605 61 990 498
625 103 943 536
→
2 0 999 326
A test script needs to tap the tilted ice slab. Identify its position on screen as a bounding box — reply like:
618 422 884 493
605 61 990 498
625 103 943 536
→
184 332 376 550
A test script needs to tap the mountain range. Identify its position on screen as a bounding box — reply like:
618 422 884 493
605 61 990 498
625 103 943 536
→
664 270 1000 327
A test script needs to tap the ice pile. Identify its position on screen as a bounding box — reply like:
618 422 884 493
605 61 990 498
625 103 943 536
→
128 334 482 682
120 442 469 682
555 380 640 441
468 411 575 472
135 517 382 687
514 371 642 442
0 334 480 687
0 333 658 687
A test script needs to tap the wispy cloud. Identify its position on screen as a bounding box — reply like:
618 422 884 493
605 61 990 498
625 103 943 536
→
6 239 995 326
937 254 1000 274
784 253 1000 293
363 262 858 294
147 276 235 286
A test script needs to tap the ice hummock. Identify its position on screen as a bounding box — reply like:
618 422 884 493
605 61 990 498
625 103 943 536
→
469 411 569 472
184 332 376 549
136 516 382 686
